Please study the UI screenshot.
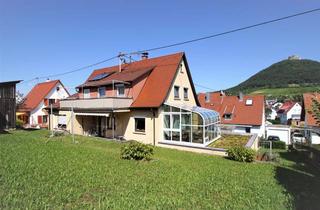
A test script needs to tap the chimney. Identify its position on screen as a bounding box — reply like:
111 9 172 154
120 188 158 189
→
238 92 244 101
220 90 225 96
141 52 149 60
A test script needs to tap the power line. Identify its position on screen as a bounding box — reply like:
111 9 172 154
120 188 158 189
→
194 83 215 91
128 8 320 55
19 55 119 85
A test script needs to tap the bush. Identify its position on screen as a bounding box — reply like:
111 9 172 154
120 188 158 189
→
16 118 24 128
227 147 256 162
120 141 154 161
271 141 286 149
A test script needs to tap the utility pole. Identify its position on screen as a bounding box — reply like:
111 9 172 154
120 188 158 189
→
71 106 75 143
50 103 53 137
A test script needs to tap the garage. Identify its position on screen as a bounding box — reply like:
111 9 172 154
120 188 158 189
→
266 125 291 145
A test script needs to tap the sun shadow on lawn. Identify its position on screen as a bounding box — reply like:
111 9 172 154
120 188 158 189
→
275 150 320 210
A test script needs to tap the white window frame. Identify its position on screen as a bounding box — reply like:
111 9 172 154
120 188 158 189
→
83 89 90 99
134 117 146 133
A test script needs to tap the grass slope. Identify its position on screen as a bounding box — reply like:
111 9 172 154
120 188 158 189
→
227 59 320 96
0 130 293 209
249 86 320 97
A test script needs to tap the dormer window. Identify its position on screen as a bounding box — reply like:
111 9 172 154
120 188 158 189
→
223 113 232 120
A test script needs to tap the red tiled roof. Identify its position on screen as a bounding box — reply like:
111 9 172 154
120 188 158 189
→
198 92 265 126
78 52 198 108
277 101 296 114
18 80 61 111
303 93 320 127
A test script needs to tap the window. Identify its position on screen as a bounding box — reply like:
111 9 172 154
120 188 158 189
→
98 87 106 97
83 89 90 99
117 84 125 97
43 115 48 124
49 99 56 105
245 99 253 105
174 86 180 99
135 118 145 132
245 127 251 133
183 88 188 99
223 113 232 120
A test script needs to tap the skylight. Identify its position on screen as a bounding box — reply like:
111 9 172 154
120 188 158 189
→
246 99 253 105
89 72 111 81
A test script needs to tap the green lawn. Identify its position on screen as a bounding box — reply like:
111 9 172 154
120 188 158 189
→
249 86 320 97
2 130 318 209
208 134 249 149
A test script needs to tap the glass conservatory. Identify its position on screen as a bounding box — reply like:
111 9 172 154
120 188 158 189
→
162 103 220 146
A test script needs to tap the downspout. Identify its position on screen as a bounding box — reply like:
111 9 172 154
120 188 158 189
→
152 108 156 146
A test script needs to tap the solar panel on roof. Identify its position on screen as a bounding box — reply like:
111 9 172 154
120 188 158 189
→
89 72 110 81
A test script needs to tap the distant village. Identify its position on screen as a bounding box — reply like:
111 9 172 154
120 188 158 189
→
1 52 319 154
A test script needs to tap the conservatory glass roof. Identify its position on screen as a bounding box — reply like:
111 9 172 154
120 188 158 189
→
165 103 220 125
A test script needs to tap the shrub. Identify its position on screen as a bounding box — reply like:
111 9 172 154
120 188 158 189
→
271 141 286 149
120 141 154 161
227 147 256 162
16 118 24 128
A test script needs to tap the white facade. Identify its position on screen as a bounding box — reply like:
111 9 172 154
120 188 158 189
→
266 125 291 145
226 124 265 137
29 82 69 126
279 103 302 124
267 108 277 120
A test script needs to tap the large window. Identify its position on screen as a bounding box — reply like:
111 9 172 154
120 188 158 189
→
98 87 106 97
135 118 145 132
162 104 220 145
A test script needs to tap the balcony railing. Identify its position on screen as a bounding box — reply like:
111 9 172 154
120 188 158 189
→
60 97 133 110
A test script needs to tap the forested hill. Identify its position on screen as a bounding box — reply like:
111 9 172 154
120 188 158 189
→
227 58 320 93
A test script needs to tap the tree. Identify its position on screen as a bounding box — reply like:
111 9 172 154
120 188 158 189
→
16 91 24 105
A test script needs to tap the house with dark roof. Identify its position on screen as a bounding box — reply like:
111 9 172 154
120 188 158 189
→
17 80 70 128
302 93 320 144
0 80 21 130
58 52 221 148
277 101 301 124
198 91 265 137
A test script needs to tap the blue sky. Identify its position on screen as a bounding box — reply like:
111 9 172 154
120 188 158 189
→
1 0 320 95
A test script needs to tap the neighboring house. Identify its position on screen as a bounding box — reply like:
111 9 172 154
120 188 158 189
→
266 101 282 120
58 52 221 148
0 80 21 130
198 91 265 137
277 101 301 124
17 80 70 128
302 93 320 144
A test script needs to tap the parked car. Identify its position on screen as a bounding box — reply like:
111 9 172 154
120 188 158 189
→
292 133 306 143
267 135 280 141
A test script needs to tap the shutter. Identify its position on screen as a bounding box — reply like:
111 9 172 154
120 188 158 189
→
38 116 42 124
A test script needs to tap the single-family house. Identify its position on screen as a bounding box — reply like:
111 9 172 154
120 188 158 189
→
302 93 320 144
17 80 70 128
198 91 265 137
0 80 21 130
58 52 221 148
277 101 301 124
